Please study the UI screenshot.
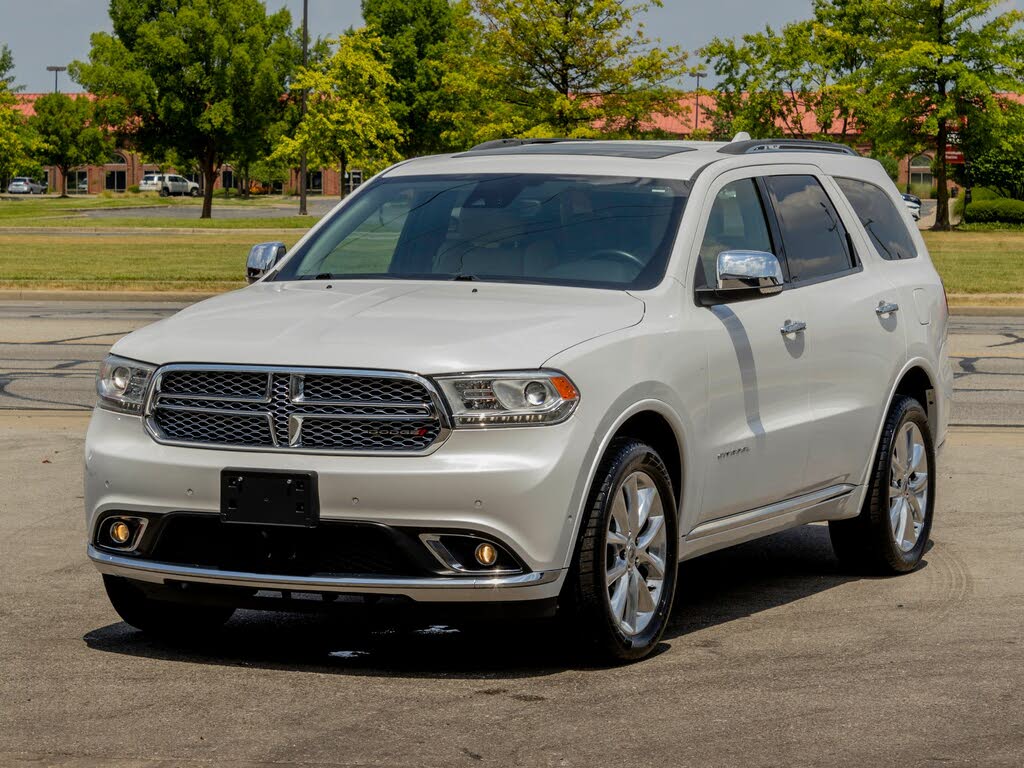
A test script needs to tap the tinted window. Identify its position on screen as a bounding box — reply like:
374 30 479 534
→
764 175 854 282
835 177 917 260
696 179 774 287
273 174 689 290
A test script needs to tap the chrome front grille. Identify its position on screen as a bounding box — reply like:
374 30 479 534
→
145 366 449 454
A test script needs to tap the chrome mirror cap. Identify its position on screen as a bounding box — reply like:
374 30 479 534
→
246 242 287 283
716 250 784 295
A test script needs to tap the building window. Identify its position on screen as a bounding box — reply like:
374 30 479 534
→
68 170 89 194
910 155 933 189
345 169 363 195
307 170 323 194
105 170 126 192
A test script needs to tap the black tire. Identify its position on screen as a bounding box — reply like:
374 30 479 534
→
103 575 234 638
561 438 678 663
829 395 935 574
190 187 200 197
159 186 169 197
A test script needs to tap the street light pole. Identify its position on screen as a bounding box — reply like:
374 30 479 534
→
298 0 309 216
693 68 705 132
46 65 67 94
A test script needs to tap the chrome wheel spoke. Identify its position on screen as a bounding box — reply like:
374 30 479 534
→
606 530 629 547
636 514 664 551
624 570 641 632
636 548 666 580
610 494 629 541
609 575 628 622
606 560 628 587
636 574 657 613
890 497 905 537
907 490 924 523
908 471 928 494
624 474 641 534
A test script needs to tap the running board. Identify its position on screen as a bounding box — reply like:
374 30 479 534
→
680 483 858 561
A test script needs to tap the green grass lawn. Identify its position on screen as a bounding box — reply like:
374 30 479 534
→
0 232 304 292
922 230 1024 301
0 226 1022 301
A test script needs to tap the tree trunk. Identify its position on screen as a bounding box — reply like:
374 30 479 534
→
933 119 951 231
59 165 68 198
339 150 347 200
200 156 216 219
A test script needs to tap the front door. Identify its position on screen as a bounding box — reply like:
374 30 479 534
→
693 174 813 524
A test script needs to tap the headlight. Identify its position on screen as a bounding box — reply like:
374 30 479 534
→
96 355 155 415
436 371 579 427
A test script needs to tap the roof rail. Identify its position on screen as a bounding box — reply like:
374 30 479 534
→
468 137 591 151
718 138 859 157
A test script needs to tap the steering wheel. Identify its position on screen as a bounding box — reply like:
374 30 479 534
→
588 249 645 269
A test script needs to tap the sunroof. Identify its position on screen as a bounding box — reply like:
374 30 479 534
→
457 142 694 159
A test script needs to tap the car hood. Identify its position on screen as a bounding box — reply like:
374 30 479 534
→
113 280 645 373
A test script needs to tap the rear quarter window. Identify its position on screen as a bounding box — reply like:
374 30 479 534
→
835 177 918 261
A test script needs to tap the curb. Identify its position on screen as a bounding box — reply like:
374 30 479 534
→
0 289 220 302
947 305 1024 317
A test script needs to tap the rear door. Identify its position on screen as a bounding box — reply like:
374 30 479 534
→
763 173 906 488
692 171 813 523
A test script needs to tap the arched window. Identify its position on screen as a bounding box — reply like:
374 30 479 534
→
910 154 933 188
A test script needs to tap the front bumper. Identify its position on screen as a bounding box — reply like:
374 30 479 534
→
85 406 593 603
88 545 562 602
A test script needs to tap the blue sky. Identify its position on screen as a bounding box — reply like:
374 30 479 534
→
2 0 1022 93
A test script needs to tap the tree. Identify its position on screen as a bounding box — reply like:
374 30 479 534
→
28 94 111 197
72 0 299 218
823 0 1024 230
699 20 863 142
959 99 1024 200
272 30 401 199
442 0 688 143
362 0 468 155
0 45 33 189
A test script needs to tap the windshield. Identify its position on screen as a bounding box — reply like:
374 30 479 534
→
273 173 689 290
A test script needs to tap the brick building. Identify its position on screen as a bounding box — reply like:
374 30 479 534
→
12 93 362 197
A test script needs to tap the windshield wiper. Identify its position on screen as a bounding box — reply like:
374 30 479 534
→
450 273 480 281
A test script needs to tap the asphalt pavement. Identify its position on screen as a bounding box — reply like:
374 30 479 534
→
1 299 1022 766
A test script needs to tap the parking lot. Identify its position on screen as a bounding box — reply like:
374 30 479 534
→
1 300 1022 766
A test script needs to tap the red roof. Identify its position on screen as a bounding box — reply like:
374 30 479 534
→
13 92 95 118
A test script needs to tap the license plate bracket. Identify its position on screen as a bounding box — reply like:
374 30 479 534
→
220 469 318 527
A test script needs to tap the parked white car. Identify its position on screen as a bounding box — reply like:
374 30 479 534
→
902 193 922 220
139 173 200 197
86 137 951 662
6 176 45 194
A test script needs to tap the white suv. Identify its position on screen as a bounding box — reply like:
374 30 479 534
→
86 138 952 662
139 173 200 197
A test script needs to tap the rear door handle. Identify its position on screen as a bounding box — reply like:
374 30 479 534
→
780 320 807 335
876 301 899 315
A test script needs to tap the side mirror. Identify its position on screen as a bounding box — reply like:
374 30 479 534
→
697 250 784 303
246 241 287 283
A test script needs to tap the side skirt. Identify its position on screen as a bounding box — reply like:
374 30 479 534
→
679 484 858 562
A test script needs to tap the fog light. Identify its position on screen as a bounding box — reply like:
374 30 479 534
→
474 542 498 567
109 520 132 545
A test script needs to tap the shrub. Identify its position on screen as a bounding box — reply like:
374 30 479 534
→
127 184 140 193
962 198 1024 224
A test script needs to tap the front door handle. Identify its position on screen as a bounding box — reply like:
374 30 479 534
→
780 320 807 335
876 301 900 315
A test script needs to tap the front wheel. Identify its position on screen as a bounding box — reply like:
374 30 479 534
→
190 187 200 197
829 395 935 574
103 575 234 638
159 187 169 197
562 439 678 663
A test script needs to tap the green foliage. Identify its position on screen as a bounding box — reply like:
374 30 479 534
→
821 0 1024 230
870 153 900 182
362 0 466 155
962 198 1024 225
700 19 860 141
28 94 112 196
272 29 401 196
957 102 1024 200
0 45 33 188
440 0 688 144
0 44 20 93
72 0 299 217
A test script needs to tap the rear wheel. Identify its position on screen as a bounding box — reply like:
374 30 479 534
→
190 187 200 197
562 439 678 663
103 575 234 638
159 186 169 197
829 395 935 574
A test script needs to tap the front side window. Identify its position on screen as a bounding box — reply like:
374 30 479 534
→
273 174 689 290
696 178 774 287
764 175 854 282
835 177 917 261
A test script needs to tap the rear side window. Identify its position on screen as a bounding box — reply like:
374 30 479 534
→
696 179 775 287
835 177 917 261
764 175 855 282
